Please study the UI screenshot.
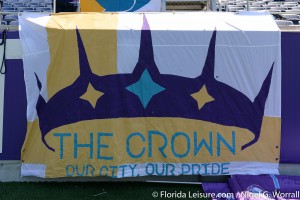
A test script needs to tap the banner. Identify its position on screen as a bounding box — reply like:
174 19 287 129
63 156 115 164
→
19 12 281 178
80 0 162 12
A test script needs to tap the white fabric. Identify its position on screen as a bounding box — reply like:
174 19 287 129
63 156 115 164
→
115 162 279 178
228 162 279 175
19 13 51 121
21 163 46 178
117 12 281 117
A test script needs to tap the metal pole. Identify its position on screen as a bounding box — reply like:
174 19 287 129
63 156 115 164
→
218 0 222 11
161 0 166 12
211 0 216 11
206 0 210 11
247 0 249 11
53 0 56 13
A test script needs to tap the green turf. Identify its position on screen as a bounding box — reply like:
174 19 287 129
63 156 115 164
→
0 182 210 200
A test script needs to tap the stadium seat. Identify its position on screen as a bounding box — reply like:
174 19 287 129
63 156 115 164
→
228 5 245 12
17 7 34 11
35 7 52 12
250 6 266 10
3 14 18 22
11 2 27 7
9 20 18 25
2 7 16 12
275 20 294 25
281 14 300 19
251 2 266 6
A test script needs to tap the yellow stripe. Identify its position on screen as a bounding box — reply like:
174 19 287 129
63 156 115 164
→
80 0 105 12
46 13 118 98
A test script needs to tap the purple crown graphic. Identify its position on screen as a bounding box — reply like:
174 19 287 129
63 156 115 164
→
34 16 273 152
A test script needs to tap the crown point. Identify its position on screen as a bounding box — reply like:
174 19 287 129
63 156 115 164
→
142 15 150 31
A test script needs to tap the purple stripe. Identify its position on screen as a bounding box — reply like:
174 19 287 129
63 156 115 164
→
280 32 300 163
0 59 27 160
0 31 19 39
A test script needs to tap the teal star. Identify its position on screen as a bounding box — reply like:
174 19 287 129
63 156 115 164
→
127 69 165 108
